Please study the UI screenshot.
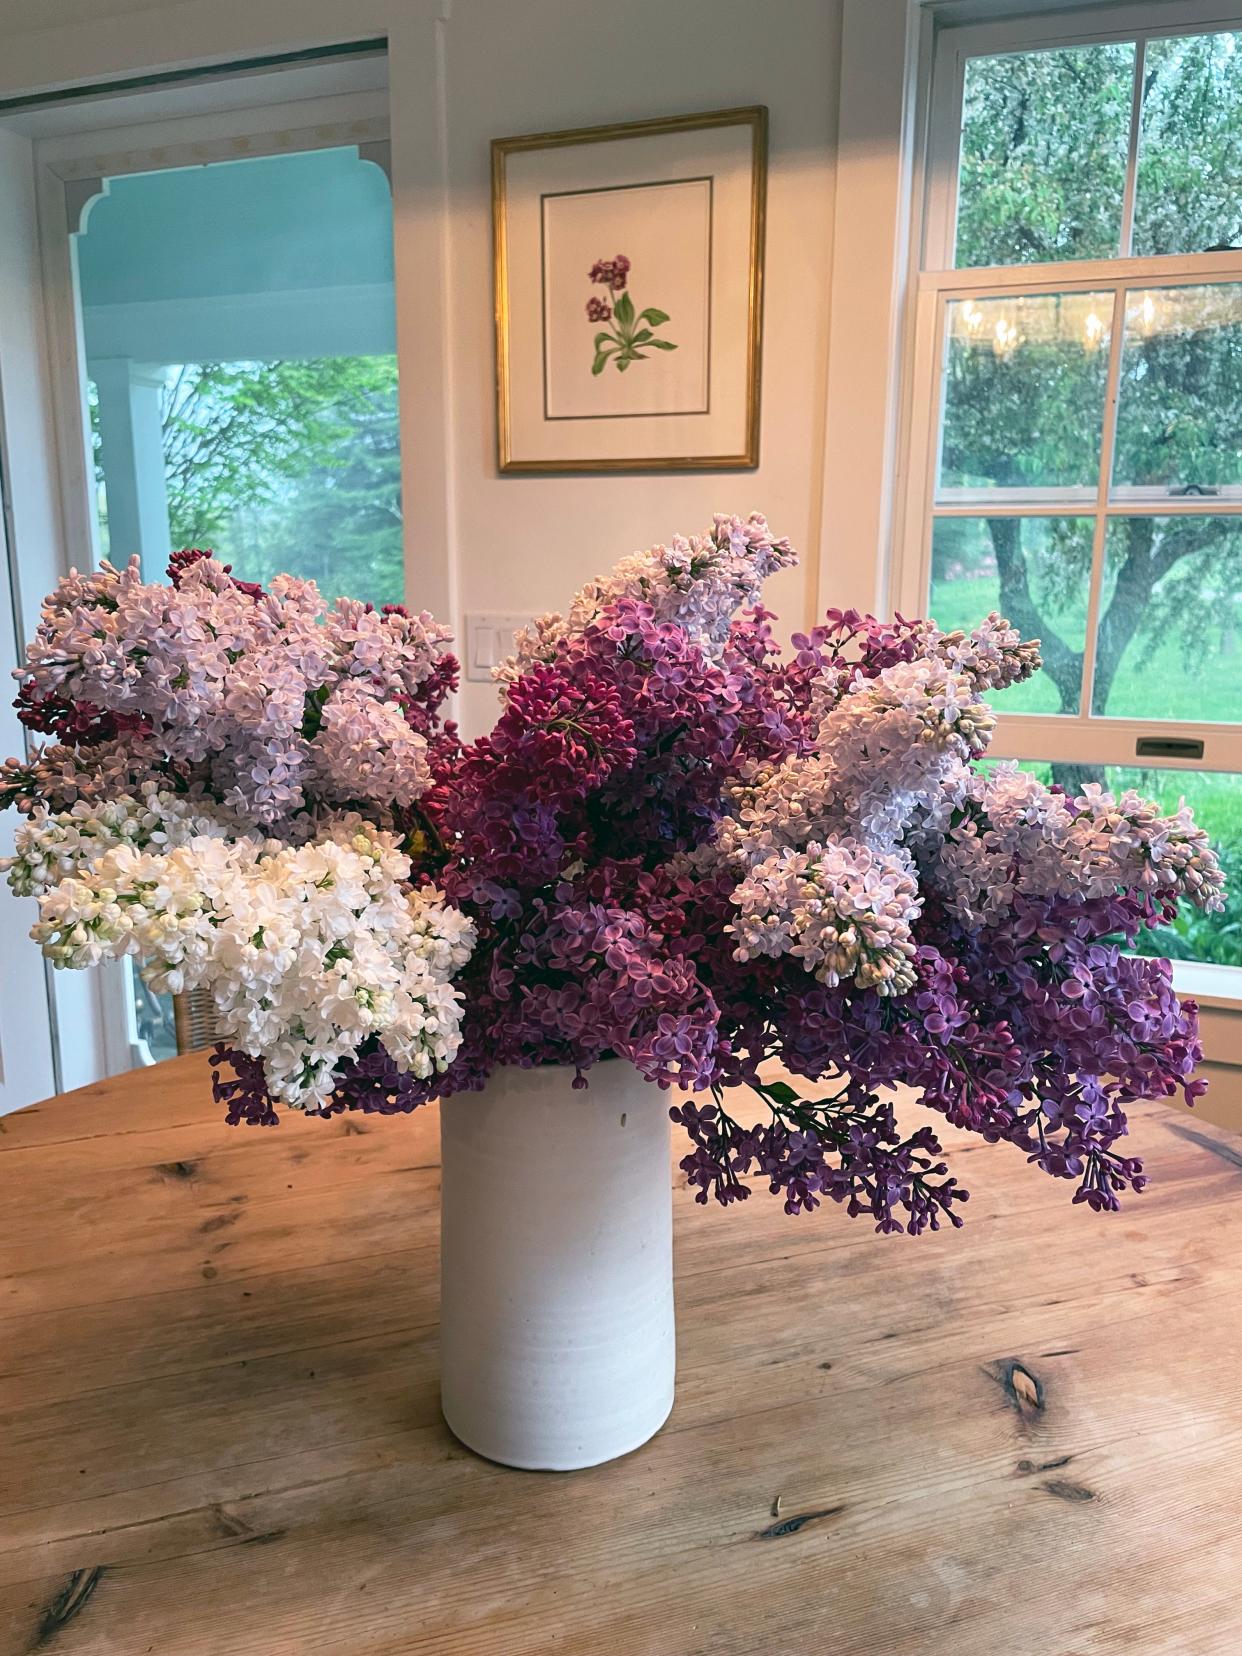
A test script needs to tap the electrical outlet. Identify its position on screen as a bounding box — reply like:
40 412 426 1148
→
464 614 533 682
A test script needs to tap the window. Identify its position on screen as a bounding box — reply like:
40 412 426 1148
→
901 6 1242 978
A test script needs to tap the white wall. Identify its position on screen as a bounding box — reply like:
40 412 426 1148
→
0 0 844 740
436 0 842 733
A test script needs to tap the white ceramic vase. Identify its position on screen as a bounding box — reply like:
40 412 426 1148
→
439 1061 675 1471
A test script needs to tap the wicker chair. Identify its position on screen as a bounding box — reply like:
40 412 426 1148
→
172 988 224 1055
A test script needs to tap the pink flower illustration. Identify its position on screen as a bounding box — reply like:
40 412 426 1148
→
585 255 676 375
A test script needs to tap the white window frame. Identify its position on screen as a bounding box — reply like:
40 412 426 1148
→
895 0 1242 771
883 0 1242 1036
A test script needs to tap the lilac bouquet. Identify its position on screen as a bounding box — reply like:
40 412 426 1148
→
2 521 1223 1234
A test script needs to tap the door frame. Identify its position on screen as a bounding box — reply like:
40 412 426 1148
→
0 47 433 1088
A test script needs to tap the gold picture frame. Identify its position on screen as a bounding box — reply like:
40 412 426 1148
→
492 106 767 473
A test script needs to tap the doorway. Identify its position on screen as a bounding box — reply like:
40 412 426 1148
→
0 53 401 1099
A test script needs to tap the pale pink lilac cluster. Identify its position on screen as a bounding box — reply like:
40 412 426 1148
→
694 631 1029 976
730 838 922 995
6 551 450 828
494 512 796 683
0 524 1225 1235
933 767 1225 925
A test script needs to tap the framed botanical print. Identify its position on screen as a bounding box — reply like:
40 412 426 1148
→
492 106 767 473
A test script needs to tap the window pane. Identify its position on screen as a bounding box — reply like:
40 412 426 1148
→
127 961 178 1064
930 516 1094 713
955 43 1134 268
1108 768 1242 969
1090 516 1242 721
160 357 403 607
1133 32 1242 258
1112 285 1242 494
939 293 1112 494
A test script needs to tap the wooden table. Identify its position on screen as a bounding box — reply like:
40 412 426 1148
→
1 1056 1240 1655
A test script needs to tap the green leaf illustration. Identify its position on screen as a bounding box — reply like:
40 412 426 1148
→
617 357 631 372
648 339 678 350
592 350 611 376
638 308 670 326
630 328 653 344
614 290 635 326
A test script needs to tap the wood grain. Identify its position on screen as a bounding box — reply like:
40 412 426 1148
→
1 1054 1240 1655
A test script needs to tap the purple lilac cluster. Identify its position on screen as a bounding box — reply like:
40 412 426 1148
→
414 543 1218 1233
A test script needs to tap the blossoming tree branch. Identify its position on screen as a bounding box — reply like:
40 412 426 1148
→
1 518 1223 1232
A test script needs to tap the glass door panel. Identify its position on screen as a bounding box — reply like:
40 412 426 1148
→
72 142 402 1066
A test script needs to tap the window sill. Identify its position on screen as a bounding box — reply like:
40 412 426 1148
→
1171 959 1242 1012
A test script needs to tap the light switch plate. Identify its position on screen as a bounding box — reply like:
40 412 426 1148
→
464 613 533 682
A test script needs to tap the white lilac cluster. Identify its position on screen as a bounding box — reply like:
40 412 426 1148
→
4 799 474 1109
731 838 921 995
2 787 250 897
17 557 452 828
495 512 796 682
933 766 1227 927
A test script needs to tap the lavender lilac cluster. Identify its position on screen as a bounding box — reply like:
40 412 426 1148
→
1 519 1224 1236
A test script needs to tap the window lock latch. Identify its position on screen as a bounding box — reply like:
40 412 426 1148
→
1135 737 1205 760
